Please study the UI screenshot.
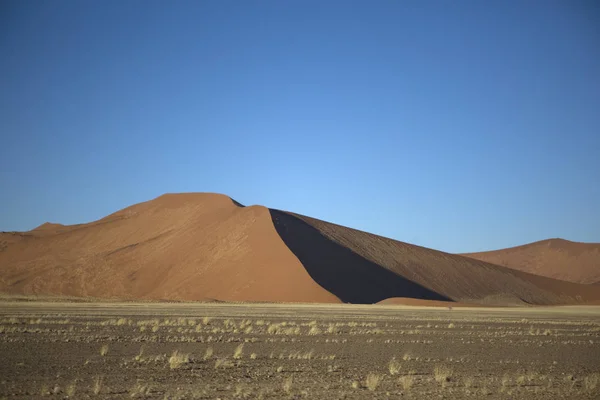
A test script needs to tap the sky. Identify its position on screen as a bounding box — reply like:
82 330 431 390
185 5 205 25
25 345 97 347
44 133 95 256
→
1 1 599 253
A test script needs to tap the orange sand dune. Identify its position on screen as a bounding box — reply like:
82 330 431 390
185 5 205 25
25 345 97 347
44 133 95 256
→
269 211 600 305
462 239 600 284
1 193 598 305
0 193 338 303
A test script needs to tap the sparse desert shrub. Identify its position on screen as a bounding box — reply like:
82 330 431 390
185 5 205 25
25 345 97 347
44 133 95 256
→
130 381 151 397
516 375 527 386
308 325 322 335
448 323 455 328
100 344 109 356
283 376 293 394
464 376 473 389
402 352 413 361
250 353 257 359
351 380 360 389
399 375 414 391
584 373 599 392
365 373 382 391
65 380 77 397
203 346 213 360
388 357 401 375
434 365 452 386
93 376 103 395
233 343 244 359
276 366 284 373
168 350 190 369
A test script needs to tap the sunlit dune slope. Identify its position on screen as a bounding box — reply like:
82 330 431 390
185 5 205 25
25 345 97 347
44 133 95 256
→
462 239 600 284
0 193 338 303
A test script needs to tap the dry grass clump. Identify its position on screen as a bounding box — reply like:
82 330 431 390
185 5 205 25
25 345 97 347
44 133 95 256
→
308 325 322 335
365 373 382 391
99 344 109 356
388 357 402 375
434 365 452 386
93 376 103 395
203 346 213 360
233 343 244 359
399 375 414 390
584 373 599 392
283 376 293 394
130 380 151 397
65 380 77 397
168 350 190 369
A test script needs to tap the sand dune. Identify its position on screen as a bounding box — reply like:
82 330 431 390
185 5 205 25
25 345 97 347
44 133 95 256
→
462 239 600 284
270 212 599 305
0 193 338 303
1 193 598 305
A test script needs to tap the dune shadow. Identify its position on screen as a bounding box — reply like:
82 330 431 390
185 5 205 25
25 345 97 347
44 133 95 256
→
230 198 245 207
269 209 451 304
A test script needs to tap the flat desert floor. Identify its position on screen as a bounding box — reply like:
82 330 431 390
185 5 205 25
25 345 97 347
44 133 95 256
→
0 302 599 399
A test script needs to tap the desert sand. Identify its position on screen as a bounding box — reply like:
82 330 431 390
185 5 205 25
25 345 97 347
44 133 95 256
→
1 193 598 306
462 239 600 284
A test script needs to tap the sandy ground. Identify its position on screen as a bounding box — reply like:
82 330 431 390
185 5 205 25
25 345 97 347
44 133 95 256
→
1 302 599 399
463 239 600 284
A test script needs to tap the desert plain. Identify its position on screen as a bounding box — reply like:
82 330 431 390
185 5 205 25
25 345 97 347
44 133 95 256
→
1 301 599 399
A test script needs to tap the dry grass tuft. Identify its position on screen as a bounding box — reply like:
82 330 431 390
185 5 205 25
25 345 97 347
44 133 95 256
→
399 375 414 391
233 343 244 359
434 365 452 386
99 344 109 356
203 346 213 360
93 376 103 395
388 357 402 375
584 373 599 392
130 380 151 398
308 325 322 335
168 350 190 369
283 376 293 394
365 373 382 391
65 380 77 397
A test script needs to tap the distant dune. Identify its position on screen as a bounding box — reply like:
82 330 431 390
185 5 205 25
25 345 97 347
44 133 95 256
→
462 239 600 284
1 193 598 305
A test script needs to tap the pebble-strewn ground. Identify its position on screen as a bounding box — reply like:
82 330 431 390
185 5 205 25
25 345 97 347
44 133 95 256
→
0 302 599 399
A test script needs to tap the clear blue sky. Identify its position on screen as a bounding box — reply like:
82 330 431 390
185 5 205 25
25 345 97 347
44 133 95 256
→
1 1 599 253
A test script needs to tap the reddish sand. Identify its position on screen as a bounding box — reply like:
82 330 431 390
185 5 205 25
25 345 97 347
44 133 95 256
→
272 212 600 306
1 193 598 305
0 193 338 303
462 239 600 284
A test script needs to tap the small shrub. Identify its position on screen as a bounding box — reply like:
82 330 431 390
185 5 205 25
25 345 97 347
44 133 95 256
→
365 373 382 391
399 375 414 391
434 365 452 386
388 357 401 375
233 343 244 359
168 350 190 369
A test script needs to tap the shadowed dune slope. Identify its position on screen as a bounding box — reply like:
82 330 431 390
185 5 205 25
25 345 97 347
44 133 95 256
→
462 239 600 284
270 211 600 306
0 193 338 303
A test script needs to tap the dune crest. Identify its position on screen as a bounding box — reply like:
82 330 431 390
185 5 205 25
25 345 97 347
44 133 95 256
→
462 239 600 284
0 193 338 303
